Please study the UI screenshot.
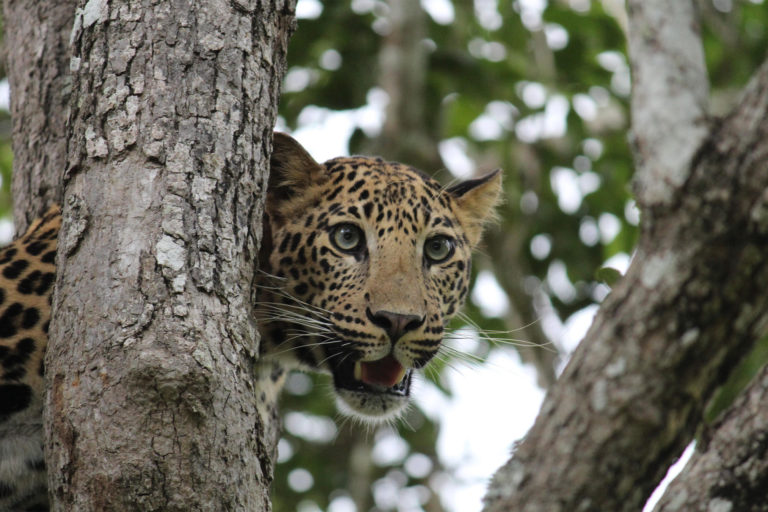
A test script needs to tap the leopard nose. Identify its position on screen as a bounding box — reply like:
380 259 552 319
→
366 309 425 343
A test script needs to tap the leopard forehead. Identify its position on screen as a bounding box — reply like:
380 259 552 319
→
323 156 445 197
313 156 465 234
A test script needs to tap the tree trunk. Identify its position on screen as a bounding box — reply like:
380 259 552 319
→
43 1 295 510
482 2 768 510
371 0 440 172
3 0 76 232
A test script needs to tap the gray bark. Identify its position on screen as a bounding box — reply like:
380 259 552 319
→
627 0 709 208
654 362 768 511
3 0 76 232
45 1 295 510
482 3 768 510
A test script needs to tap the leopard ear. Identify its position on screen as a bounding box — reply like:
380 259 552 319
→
268 132 327 223
448 169 502 246
270 132 326 197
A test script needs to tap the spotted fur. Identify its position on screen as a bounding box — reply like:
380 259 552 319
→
0 134 500 510
0 207 59 512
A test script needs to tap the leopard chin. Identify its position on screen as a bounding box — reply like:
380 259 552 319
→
330 354 413 421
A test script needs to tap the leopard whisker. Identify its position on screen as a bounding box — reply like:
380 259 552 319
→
255 268 287 281
442 332 550 350
255 302 332 323
254 299 332 323
267 290 332 316
254 278 335 317
429 350 468 373
436 344 486 366
455 311 543 336
258 312 333 330
452 313 556 352
316 350 349 368
423 362 442 381
282 332 335 345
267 338 342 359
261 321 333 339
456 311 540 334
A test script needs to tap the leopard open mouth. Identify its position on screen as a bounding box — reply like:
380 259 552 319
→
332 354 413 396
329 353 414 419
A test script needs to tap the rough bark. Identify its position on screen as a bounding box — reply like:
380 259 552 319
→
654 362 768 511
44 1 295 510
483 18 768 512
3 0 76 232
627 0 709 208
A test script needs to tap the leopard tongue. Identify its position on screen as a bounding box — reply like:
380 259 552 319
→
356 355 406 388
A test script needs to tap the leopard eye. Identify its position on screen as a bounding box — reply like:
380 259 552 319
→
331 223 365 253
424 235 454 263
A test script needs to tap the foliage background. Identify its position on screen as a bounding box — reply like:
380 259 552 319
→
270 1 768 511
1 1 767 511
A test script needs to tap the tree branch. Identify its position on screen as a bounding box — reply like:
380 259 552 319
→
627 0 710 208
654 362 768 511
483 57 768 512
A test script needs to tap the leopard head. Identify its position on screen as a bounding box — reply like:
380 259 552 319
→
259 133 501 421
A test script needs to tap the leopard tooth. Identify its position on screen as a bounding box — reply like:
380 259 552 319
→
354 361 362 381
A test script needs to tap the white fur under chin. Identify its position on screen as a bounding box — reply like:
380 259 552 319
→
334 390 409 424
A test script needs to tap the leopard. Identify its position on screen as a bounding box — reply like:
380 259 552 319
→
0 132 500 510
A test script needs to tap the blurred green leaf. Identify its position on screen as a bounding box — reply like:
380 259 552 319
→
595 266 622 288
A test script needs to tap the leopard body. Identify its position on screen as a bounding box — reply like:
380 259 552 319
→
0 133 500 510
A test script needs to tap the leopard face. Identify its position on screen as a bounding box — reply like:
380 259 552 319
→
259 133 501 420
